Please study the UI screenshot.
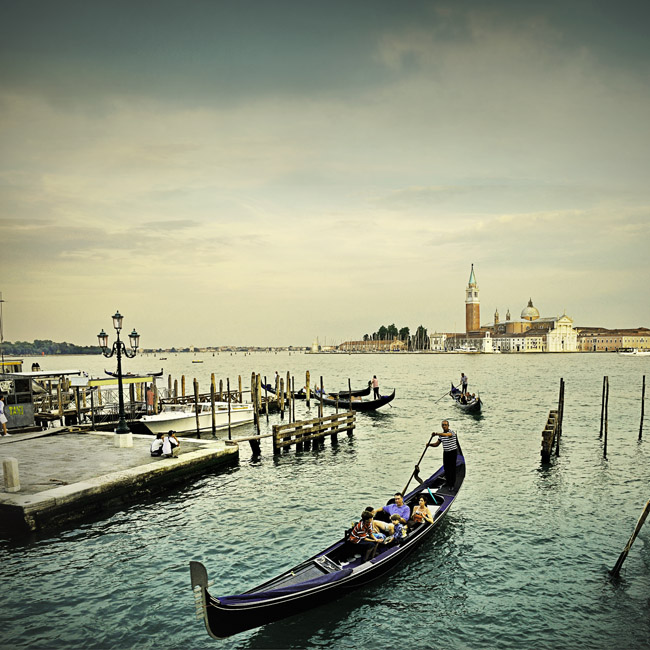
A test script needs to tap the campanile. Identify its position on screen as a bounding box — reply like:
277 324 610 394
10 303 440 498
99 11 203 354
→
465 264 480 333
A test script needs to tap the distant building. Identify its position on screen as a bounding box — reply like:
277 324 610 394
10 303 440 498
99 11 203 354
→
575 327 650 352
465 264 480 333
338 339 407 352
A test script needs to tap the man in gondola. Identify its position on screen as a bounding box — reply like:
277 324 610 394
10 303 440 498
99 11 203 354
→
428 420 459 490
371 375 380 400
460 373 468 395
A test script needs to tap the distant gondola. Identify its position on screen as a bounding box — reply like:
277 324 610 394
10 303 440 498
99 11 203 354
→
261 383 307 400
104 368 164 378
318 389 395 412
190 451 465 639
316 382 372 399
449 383 482 414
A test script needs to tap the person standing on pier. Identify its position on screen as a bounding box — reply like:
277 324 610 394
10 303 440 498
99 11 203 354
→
372 375 380 399
428 420 459 490
0 394 8 436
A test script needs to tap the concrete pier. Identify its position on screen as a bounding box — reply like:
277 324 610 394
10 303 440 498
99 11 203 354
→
0 429 238 535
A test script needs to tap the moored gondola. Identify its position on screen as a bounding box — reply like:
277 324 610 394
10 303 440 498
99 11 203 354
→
449 383 482 414
190 445 465 639
261 383 307 400
318 388 395 411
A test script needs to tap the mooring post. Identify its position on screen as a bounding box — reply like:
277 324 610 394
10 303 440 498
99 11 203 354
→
319 376 324 418
640 375 646 441
600 376 606 438
556 378 564 457
264 375 269 422
153 383 159 415
182 375 186 397
272 424 280 455
3 457 20 493
291 377 296 423
280 379 285 420
168 374 172 395
219 379 223 401
251 372 257 426
306 370 311 408
193 378 201 438
174 379 178 400
210 380 216 437
610 500 650 577
226 378 232 439
238 375 242 403
603 377 609 459
256 374 262 433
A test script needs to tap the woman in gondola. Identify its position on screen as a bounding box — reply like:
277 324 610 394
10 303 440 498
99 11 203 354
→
411 496 434 525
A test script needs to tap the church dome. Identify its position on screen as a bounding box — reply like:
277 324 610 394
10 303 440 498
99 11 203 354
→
521 298 540 321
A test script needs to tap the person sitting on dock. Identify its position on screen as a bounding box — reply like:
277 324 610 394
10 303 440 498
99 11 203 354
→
348 510 384 561
372 492 410 534
161 431 180 458
150 432 164 456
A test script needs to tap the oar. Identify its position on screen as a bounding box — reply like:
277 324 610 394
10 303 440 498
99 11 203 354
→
434 390 450 404
402 430 438 496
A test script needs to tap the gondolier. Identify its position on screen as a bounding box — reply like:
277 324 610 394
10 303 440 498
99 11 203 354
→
460 373 468 395
428 420 458 490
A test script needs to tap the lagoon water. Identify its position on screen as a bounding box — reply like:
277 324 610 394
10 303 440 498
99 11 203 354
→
1 352 649 649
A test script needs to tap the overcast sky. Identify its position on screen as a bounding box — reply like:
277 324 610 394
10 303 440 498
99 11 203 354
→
1 0 649 347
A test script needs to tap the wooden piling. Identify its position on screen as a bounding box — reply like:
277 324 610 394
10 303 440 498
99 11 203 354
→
193 378 201 438
238 376 242 403
599 376 606 438
319 376 324 418
182 375 186 397
210 381 216 437
174 379 178 399
610 500 650 577
90 388 96 428
603 377 609 459
280 379 285 420
219 379 223 401
556 378 564 457
306 371 311 408
264 376 269 423
227 378 232 440
640 375 646 441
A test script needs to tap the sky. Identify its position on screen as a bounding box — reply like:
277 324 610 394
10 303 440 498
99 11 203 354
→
1 0 649 348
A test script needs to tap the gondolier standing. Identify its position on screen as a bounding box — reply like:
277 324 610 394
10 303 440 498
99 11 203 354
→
371 375 380 399
460 373 468 395
429 420 458 490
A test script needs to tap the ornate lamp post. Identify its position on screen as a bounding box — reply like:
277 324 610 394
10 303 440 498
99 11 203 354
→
97 311 140 445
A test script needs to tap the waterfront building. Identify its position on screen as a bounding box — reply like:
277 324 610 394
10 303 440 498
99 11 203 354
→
338 339 407 352
576 327 650 352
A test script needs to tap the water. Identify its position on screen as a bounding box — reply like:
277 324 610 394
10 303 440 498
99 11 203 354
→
1 352 649 649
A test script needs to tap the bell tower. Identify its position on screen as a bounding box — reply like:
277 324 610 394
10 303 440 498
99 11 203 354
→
465 264 480 333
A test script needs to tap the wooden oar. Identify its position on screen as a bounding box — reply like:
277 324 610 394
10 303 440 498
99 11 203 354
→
434 389 450 403
402 430 439 496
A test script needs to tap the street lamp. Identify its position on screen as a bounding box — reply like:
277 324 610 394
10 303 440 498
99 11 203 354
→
97 311 140 441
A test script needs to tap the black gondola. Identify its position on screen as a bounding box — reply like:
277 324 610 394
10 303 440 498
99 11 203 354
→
449 383 482 414
190 450 465 639
319 388 395 411
317 382 371 398
104 368 164 378
261 383 307 400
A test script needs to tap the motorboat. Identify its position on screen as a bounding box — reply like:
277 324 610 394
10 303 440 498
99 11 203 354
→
136 401 254 435
618 348 650 356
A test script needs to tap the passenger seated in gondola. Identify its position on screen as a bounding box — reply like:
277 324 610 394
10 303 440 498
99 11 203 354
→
411 496 434 525
460 393 468 405
348 510 384 561
384 514 407 545
372 492 410 535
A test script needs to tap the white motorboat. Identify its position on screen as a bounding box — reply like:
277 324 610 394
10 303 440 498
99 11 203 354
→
137 401 254 435
618 348 650 356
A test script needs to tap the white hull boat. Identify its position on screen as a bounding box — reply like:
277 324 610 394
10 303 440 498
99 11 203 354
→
138 401 254 435
618 348 650 356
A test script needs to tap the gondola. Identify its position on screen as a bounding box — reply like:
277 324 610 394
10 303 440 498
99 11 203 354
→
104 368 164 378
318 389 395 412
261 383 307 400
190 447 465 639
316 382 371 399
449 383 482 414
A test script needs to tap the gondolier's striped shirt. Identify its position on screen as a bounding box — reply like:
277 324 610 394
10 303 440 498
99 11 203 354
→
440 429 458 451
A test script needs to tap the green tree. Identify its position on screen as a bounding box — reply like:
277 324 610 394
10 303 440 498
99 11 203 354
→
399 326 410 342
387 323 398 339
378 325 388 340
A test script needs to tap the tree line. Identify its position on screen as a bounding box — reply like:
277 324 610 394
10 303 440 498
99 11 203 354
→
1 340 102 355
363 324 430 350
